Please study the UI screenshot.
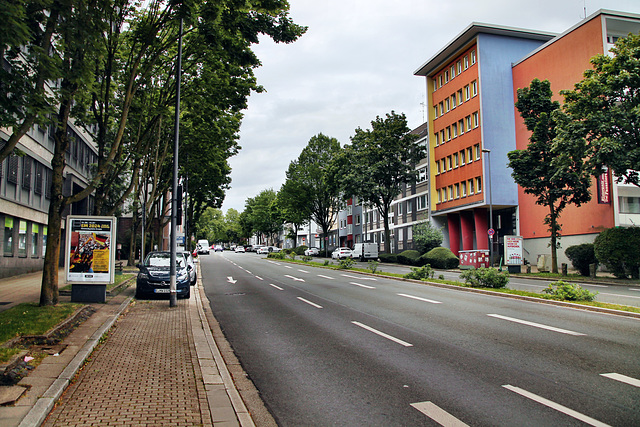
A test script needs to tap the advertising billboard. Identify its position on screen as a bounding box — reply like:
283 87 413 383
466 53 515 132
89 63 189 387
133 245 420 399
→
65 216 117 284
504 235 523 266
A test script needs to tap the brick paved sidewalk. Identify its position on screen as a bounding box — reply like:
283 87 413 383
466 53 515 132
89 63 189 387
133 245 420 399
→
42 298 211 427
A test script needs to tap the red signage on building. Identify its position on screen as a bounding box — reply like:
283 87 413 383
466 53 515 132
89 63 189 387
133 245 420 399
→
597 170 610 204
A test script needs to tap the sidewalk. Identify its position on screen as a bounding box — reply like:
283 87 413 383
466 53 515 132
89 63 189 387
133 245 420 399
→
0 269 255 426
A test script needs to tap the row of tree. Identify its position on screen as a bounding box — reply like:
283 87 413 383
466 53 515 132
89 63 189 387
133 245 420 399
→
0 0 306 305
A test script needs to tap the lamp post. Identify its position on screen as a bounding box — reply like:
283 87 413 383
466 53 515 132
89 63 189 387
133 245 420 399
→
482 148 493 266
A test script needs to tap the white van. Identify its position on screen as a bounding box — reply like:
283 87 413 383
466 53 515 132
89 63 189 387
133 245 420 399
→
197 239 210 254
352 243 378 261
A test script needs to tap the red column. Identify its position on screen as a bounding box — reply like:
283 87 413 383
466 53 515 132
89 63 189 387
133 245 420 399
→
460 210 475 251
474 208 489 250
447 214 460 256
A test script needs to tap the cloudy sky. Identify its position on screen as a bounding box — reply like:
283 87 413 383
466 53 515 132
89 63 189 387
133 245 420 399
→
220 0 640 213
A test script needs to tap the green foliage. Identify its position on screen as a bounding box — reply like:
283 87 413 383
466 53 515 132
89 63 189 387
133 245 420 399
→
244 189 282 244
0 303 81 344
405 264 435 280
267 252 286 260
294 246 308 256
542 280 597 301
367 260 379 274
594 227 640 279
288 252 297 261
508 79 592 274
421 247 459 269
378 253 397 263
302 256 312 262
337 258 355 270
397 250 422 266
323 260 331 266
413 222 444 254
460 267 509 288
565 243 598 276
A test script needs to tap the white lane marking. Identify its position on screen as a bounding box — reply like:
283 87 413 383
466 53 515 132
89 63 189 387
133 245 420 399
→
351 321 413 347
503 385 611 427
630 288 640 291
284 275 305 282
297 297 323 309
600 292 640 299
268 283 284 291
284 265 293 269
487 314 585 336
398 293 442 304
227 277 237 284
255 276 264 281
578 283 608 288
349 282 376 289
268 261 282 265
298 269 309 273
341 273 377 281
318 275 335 280
410 401 469 426
601 373 640 388
245 270 252 275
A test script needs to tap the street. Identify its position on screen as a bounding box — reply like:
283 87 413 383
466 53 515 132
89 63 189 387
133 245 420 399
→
199 252 640 426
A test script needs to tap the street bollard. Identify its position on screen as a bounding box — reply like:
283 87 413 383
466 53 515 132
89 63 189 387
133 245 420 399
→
589 263 596 278
561 263 567 276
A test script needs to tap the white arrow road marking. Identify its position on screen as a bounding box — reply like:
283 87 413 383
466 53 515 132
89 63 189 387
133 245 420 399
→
341 273 377 281
601 373 640 388
351 321 413 347
284 275 305 282
227 277 237 284
268 283 284 291
297 297 323 309
349 282 376 289
410 401 469 426
398 293 442 304
255 276 264 281
503 385 611 427
487 314 585 336
317 275 335 280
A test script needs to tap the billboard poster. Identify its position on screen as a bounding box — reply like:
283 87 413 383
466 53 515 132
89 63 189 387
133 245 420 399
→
504 235 523 265
66 216 117 283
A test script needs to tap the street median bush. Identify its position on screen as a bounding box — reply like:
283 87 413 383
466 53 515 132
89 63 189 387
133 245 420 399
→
421 247 459 269
460 267 509 288
397 250 422 266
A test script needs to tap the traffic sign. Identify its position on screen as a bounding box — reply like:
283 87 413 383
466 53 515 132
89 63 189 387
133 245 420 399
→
488 228 495 236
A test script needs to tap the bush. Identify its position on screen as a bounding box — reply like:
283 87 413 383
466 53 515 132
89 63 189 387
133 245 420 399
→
421 247 459 269
542 280 597 301
294 246 308 256
594 227 640 279
413 222 444 254
460 267 509 288
378 253 397 263
337 258 354 269
404 264 434 280
367 260 379 274
565 243 597 276
397 250 422 266
302 255 312 262
267 252 286 260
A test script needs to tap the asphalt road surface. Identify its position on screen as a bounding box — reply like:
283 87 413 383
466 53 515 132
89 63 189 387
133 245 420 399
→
199 252 640 426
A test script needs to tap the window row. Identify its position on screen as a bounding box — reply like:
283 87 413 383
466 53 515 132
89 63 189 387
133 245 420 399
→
3 216 47 258
1 154 53 199
436 177 482 204
434 50 477 91
433 81 477 118
433 112 479 146
435 144 482 174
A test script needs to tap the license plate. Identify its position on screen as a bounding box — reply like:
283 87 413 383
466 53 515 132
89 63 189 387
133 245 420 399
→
154 289 170 294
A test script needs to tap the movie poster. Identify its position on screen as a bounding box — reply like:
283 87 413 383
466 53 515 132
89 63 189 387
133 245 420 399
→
66 216 117 283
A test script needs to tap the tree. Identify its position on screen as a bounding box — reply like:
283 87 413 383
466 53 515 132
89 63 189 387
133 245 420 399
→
507 79 592 274
558 33 640 188
285 134 343 256
412 222 443 254
244 189 282 245
278 165 313 248
340 112 425 252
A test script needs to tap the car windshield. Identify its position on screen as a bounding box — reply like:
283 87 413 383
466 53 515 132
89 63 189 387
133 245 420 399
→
146 253 184 268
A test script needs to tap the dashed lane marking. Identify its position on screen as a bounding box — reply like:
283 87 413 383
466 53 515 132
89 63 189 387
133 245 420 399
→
487 314 585 336
398 293 442 304
297 297 323 309
351 321 413 347
410 401 469 427
349 282 376 289
601 373 640 388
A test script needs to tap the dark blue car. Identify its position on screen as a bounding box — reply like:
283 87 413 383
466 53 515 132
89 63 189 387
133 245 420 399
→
135 251 191 299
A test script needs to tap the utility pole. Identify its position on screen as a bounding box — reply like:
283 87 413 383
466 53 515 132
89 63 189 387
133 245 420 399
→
482 148 493 266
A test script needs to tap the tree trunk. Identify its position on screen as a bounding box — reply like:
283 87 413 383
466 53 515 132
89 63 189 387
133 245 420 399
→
549 204 559 274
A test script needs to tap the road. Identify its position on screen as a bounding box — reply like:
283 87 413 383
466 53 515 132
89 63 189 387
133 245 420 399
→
199 252 640 426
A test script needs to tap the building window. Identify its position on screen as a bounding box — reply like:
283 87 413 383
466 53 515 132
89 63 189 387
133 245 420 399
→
18 220 27 257
447 156 452 171
442 189 447 202
464 55 469 69
462 181 467 197
458 119 465 134
445 98 450 112
31 224 39 257
437 190 442 203
8 155 19 184
473 111 479 128
34 162 43 195
440 130 445 143
451 94 456 109
434 133 439 146
475 144 481 160
460 150 466 165
471 50 476 65
444 70 449 83
619 196 640 213
472 80 478 97
446 127 451 141
455 183 460 199
457 89 463 105
466 115 472 130
450 65 455 79
4 217 14 256
457 60 462 74
356 214 361 225
417 194 428 211
452 123 458 138
464 85 470 101
441 159 446 172
448 185 454 200
454 152 459 168
439 102 444 116
434 106 439 118
439 75 443 87
22 157 32 190
468 179 474 195
476 177 482 193
467 147 473 163
397 202 403 216
418 167 427 183
407 200 413 213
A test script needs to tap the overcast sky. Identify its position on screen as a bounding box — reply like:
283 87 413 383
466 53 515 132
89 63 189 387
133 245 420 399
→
220 0 640 213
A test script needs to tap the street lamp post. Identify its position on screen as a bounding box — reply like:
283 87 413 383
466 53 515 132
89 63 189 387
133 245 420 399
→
482 148 493 266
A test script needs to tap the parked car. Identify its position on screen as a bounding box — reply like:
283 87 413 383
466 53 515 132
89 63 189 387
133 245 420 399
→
331 247 353 260
197 239 210 254
304 247 320 256
256 246 270 255
351 243 379 261
269 246 281 253
136 251 191 299
182 251 197 286
252 245 266 253
213 244 223 252
235 246 246 253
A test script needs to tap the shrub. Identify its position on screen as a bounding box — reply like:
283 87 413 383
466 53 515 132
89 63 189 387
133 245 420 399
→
367 260 379 274
323 260 331 266
288 252 296 261
421 247 459 269
542 280 597 301
397 250 422 266
405 264 434 280
460 267 509 288
302 255 312 262
337 258 354 269
413 222 444 254
294 246 308 256
378 253 397 263
267 252 286 260
565 243 597 276
594 227 640 278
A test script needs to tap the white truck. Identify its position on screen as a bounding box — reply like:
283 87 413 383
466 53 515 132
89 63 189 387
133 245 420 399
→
197 239 210 254
351 243 378 261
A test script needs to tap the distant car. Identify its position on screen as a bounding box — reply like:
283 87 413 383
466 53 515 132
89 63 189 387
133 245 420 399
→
182 251 197 286
256 246 270 255
136 251 191 299
304 247 320 256
253 245 266 253
269 246 281 253
197 239 210 255
235 246 246 253
214 244 223 252
331 247 353 260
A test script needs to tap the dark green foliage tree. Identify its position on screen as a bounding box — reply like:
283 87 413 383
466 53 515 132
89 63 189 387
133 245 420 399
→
339 112 425 252
557 33 640 189
507 79 592 274
278 172 312 248
421 247 459 269
244 189 283 245
564 243 598 276
413 222 444 254
594 227 640 279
